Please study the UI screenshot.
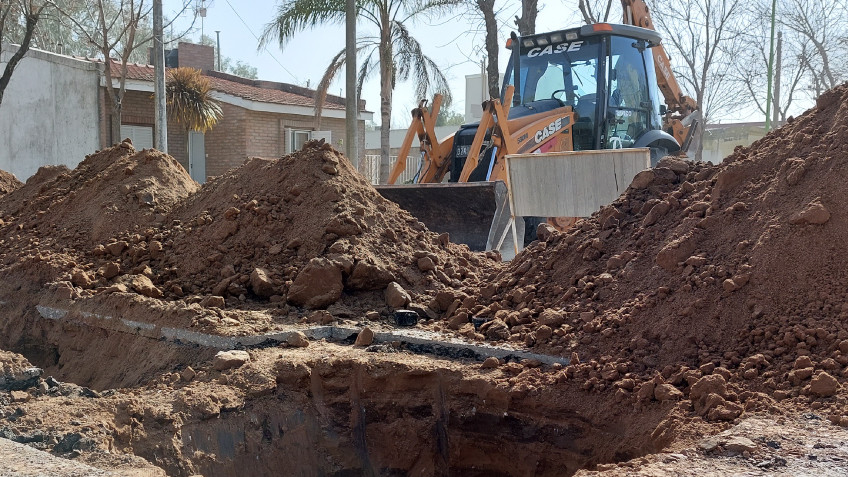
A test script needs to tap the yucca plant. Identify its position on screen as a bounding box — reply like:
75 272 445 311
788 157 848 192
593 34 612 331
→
166 67 223 133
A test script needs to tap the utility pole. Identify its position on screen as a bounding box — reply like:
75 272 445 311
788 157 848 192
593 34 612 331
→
345 0 358 167
764 0 776 132
153 0 167 151
215 30 221 71
773 31 782 126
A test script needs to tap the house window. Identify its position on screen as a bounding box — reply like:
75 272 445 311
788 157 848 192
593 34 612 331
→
120 125 153 149
290 129 310 153
285 129 332 153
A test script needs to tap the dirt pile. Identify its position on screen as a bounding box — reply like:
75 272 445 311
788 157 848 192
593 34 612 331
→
0 140 491 322
0 141 198 288
466 84 848 421
68 140 491 316
0 141 196 245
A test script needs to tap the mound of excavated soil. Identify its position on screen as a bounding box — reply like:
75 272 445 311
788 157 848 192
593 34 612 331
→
59 140 491 317
0 140 198 289
0 140 197 246
460 84 848 421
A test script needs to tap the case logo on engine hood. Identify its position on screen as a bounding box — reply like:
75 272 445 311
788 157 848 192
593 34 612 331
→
534 116 571 144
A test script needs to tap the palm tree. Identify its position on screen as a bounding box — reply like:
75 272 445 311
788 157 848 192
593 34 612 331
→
166 67 223 133
261 0 457 183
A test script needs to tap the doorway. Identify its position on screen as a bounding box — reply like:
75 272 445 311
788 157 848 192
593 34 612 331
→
188 131 206 183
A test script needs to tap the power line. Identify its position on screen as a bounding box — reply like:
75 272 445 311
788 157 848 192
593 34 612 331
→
221 0 299 82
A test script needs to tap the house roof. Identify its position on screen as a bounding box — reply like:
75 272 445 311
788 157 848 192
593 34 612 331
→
92 58 367 113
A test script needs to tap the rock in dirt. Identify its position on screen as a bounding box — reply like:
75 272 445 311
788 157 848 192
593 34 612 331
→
724 436 757 455
480 319 510 340
213 350 250 371
249 267 276 298
180 367 196 382
130 275 163 298
0 352 42 391
9 390 30 402
789 199 831 225
287 258 343 309
630 170 656 189
384 281 411 308
656 235 697 272
537 223 557 242
809 372 840 397
286 331 310 348
654 383 683 401
354 327 375 346
690 375 728 402
481 356 500 369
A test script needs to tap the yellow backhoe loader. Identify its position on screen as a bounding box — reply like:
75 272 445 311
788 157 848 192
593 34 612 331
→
375 2 700 253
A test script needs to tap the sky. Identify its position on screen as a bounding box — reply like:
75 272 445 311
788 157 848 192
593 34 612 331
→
160 0 790 128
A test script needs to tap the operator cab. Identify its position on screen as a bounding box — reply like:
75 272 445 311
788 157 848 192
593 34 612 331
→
501 23 679 161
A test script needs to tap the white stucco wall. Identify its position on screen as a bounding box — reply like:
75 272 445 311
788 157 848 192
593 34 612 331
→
0 45 100 181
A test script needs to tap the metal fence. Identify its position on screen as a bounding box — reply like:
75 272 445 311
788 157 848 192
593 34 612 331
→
360 154 421 185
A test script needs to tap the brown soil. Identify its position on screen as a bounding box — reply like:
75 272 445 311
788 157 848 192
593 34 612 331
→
142 139 490 311
1 344 670 476
2 84 848 475
461 84 848 428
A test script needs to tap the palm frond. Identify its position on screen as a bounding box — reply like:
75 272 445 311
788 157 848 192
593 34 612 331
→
392 20 452 105
357 50 379 102
165 67 223 133
398 0 463 23
313 42 379 127
259 0 348 49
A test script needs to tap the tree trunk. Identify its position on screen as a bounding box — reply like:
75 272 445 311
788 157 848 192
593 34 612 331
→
477 0 499 99
694 91 705 162
772 30 781 126
378 19 393 184
515 0 538 35
578 0 596 24
102 58 124 145
110 100 122 144
0 8 40 108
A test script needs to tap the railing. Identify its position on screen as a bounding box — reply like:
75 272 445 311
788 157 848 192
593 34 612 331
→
360 154 421 185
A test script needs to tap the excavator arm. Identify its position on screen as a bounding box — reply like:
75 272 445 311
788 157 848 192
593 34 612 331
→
387 94 454 185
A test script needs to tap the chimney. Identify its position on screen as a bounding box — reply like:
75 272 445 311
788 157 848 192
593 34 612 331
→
176 42 215 71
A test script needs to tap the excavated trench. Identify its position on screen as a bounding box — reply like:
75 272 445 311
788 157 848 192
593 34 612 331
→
1 298 668 476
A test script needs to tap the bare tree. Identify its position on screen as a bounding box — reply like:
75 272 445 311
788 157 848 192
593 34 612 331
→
0 1 46 107
54 0 194 144
513 0 538 35
577 0 616 24
467 0 543 100
475 0 500 98
779 0 848 97
652 0 748 160
734 1 807 124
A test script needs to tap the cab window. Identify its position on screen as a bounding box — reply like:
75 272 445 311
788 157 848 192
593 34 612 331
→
606 36 652 148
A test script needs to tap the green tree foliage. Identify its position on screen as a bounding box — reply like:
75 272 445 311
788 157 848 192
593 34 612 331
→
435 108 465 126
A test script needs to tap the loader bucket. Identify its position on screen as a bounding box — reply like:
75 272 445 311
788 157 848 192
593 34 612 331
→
375 181 512 252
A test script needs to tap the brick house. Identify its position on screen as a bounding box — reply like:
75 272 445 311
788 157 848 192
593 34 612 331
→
99 42 371 182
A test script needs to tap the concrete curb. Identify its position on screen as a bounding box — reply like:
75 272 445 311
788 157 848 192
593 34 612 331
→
35 304 569 366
